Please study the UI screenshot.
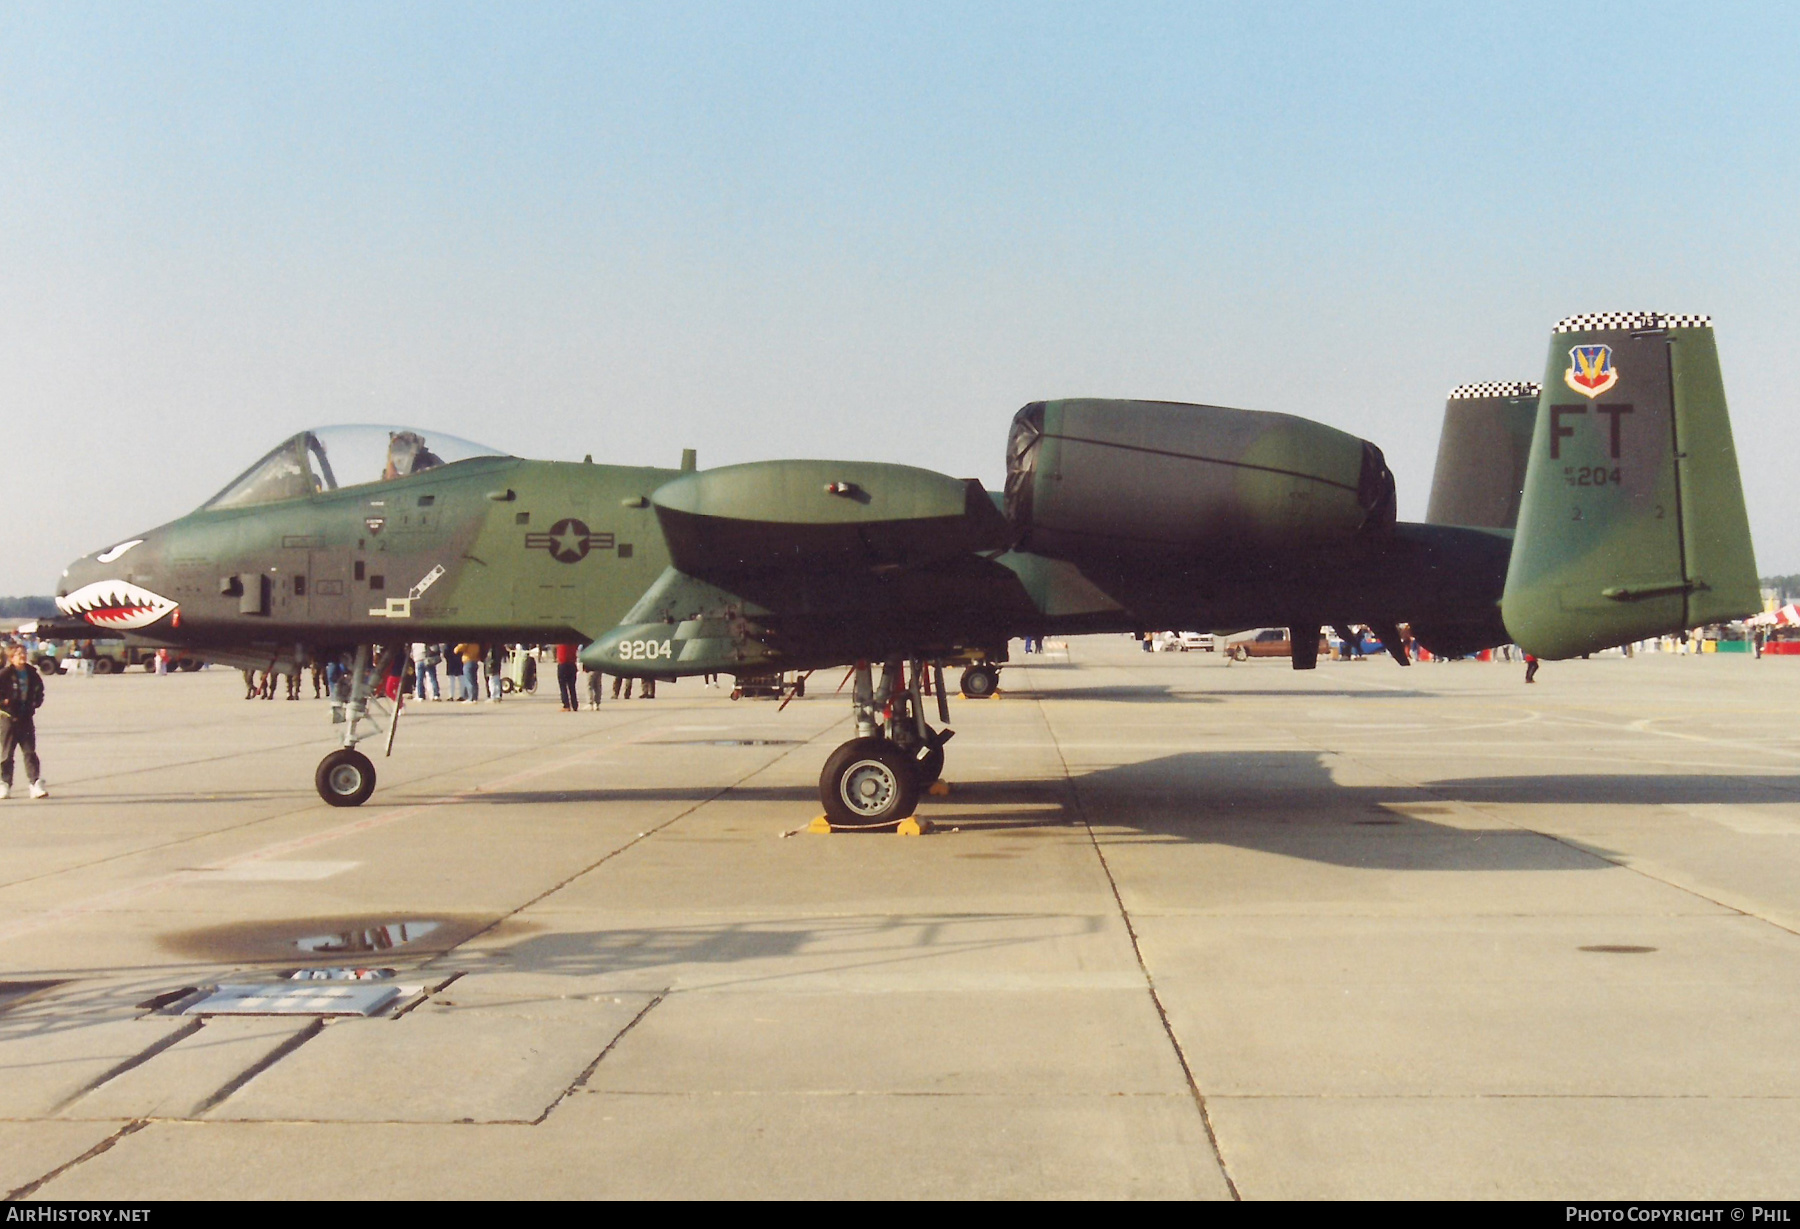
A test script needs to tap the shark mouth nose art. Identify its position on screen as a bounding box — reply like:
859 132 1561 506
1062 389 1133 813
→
57 580 178 630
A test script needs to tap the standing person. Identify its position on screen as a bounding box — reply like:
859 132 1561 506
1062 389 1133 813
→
611 673 632 700
1524 653 1539 684
154 648 168 676
641 675 656 699
455 642 482 702
0 644 48 798
555 643 580 711
486 644 505 702
414 642 441 701
585 661 603 708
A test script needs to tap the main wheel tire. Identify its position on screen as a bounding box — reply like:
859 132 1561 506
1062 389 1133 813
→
178 659 201 672
819 738 920 829
315 748 376 807
144 659 158 672
522 659 537 693
958 664 998 699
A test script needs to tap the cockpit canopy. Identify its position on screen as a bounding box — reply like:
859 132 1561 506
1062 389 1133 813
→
203 425 509 511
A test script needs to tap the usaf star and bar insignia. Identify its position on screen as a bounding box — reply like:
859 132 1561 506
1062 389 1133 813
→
1564 344 1619 399
526 517 616 563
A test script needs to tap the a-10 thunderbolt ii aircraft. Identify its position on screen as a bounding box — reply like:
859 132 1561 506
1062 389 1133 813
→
56 311 1758 823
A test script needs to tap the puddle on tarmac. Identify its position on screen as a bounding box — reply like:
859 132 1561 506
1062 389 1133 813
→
162 913 521 965
296 922 438 954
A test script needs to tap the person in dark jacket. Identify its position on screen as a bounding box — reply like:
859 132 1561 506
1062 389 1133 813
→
0 644 48 798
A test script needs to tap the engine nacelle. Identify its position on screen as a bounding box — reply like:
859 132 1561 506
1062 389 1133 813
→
1004 399 1395 562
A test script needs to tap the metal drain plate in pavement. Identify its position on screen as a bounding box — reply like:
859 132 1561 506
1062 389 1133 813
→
184 982 403 1016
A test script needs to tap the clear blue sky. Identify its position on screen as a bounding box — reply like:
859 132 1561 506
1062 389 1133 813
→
3 1 1797 592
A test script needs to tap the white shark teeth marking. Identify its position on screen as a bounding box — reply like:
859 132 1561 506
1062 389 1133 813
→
96 540 144 564
56 580 178 630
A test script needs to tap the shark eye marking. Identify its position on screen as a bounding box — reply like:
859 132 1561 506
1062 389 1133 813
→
96 540 144 564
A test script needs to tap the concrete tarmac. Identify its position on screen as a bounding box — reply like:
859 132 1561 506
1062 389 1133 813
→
2 639 1797 1199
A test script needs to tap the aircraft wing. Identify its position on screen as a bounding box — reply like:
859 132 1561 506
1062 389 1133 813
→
581 460 1038 675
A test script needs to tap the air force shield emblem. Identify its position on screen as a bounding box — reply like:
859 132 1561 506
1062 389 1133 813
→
1564 344 1619 399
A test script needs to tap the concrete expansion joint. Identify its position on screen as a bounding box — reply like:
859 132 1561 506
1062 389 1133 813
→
529 990 669 1127
1031 693 1242 1201
7 1118 148 1200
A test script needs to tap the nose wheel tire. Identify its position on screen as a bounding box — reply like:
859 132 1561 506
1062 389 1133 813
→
819 738 920 829
316 748 376 807
958 664 998 698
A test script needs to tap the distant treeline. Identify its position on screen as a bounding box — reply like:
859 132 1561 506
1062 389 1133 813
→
1762 576 1800 605
0 597 57 619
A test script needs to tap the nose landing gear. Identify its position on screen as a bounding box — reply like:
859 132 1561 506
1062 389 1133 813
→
314 643 401 807
817 659 953 829
316 747 377 807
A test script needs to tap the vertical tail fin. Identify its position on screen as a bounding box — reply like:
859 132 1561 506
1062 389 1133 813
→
1425 381 1541 530
1501 312 1758 658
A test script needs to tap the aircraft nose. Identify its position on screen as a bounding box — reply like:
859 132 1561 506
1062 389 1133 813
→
55 535 180 630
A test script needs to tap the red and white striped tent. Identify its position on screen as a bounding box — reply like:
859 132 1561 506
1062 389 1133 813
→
1749 604 1800 627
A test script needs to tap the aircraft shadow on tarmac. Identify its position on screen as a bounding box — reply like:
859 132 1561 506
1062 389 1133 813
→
993 685 1432 702
469 911 1106 990
468 751 1800 873
13 753 1800 1035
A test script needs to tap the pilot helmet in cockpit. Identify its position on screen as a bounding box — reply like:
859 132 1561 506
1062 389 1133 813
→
383 431 445 480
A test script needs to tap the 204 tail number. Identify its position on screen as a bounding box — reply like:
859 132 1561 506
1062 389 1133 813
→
1565 465 1623 487
618 639 673 661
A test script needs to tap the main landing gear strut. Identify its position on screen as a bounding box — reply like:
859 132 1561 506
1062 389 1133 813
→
315 644 403 807
818 659 954 829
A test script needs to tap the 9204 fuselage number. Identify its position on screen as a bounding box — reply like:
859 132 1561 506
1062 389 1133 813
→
617 639 672 661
